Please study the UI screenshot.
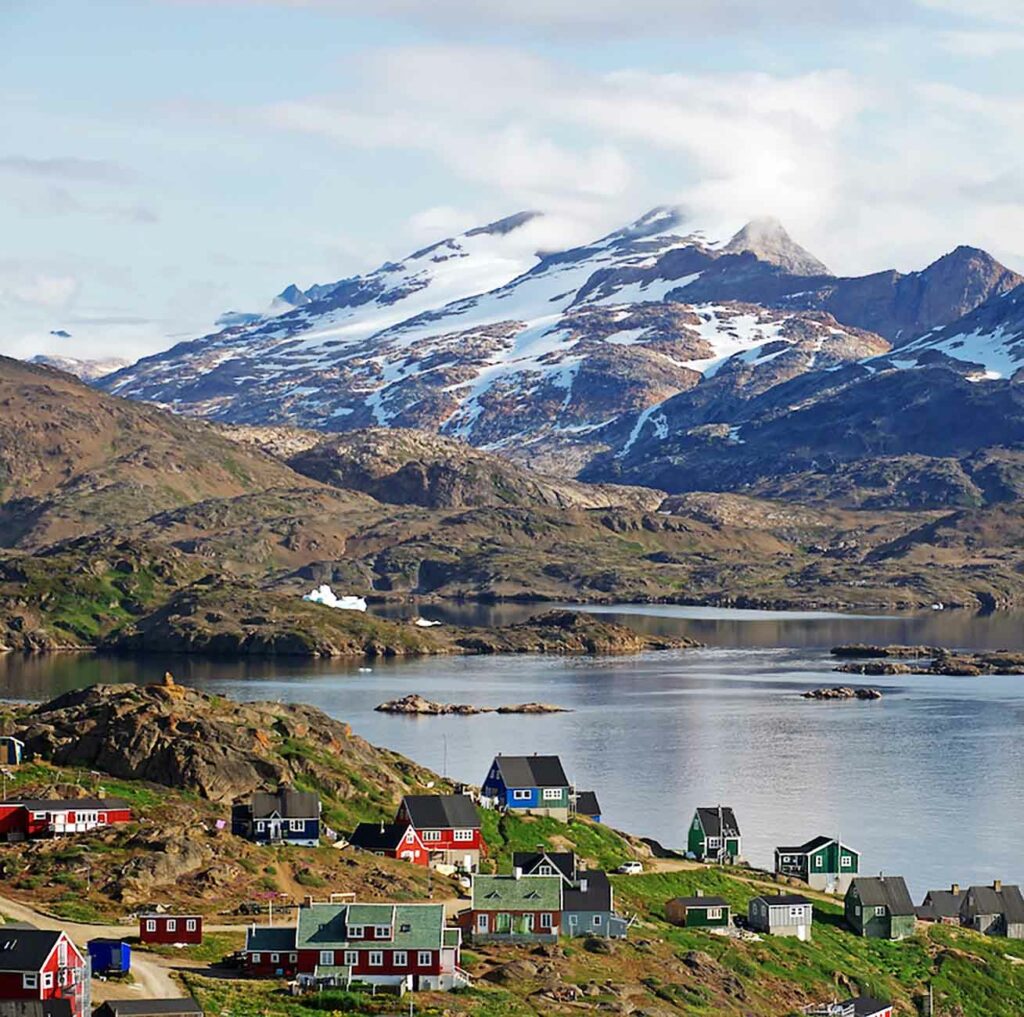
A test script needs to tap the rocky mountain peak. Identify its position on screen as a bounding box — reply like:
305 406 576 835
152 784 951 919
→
723 217 830 276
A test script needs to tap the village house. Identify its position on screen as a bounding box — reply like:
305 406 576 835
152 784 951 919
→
572 791 602 823
292 900 466 992
0 928 89 1017
394 795 483 871
347 822 427 865
241 927 299 979
844 876 916 940
0 1001 72 1016
481 754 570 821
511 850 578 882
462 873 563 943
687 807 741 863
91 1001 204 1017
774 836 860 894
748 892 814 941
960 881 1024 939
0 737 24 767
916 883 965 925
806 998 893 1017
0 799 131 842
664 891 732 930
138 915 202 947
231 787 321 847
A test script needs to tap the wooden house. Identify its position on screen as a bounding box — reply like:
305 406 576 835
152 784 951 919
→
664 892 731 929
748 892 814 940
916 883 965 924
774 835 859 893
348 822 428 865
572 791 602 823
960 881 1024 939
231 788 320 847
0 928 89 1017
241 926 299 978
481 755 570 821
844 876 915 939
0 799 131 842
138 915 202 946
687 807 741 863
395 795 483 871
462 873 563 943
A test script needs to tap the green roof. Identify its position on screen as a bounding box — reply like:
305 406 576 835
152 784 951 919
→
314 965 352 978
472 875 562 910
296 903 445 951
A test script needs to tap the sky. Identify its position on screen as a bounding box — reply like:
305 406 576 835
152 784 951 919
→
1 0 1023 362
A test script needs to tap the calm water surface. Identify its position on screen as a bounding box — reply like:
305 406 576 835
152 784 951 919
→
2 604 1023 899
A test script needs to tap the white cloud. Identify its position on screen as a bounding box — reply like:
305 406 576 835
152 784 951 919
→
1 272 79 309
938 30 1024 56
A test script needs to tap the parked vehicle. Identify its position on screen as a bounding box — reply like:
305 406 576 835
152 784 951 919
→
615 861 644 875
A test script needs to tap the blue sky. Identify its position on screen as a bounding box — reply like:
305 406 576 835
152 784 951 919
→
2 0 1023 361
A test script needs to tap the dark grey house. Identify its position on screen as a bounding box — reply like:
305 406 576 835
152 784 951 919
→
231 787 320 847
563 870 628 939
845 876 916 939
916 883 965 924
960 881 1024 939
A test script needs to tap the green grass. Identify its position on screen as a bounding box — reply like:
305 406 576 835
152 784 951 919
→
142 931 245 965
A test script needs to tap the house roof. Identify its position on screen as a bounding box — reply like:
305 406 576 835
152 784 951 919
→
492 755 568 788
348 822 412 851
775 835 858 856
400 794 479 830
249 788 319 820
667 895 729 910
574 791 601 817
753 893 813 907
841 998 892 1017
849 876 915 916
695 807 740 839
245 926 296 953
0 928 61 973
920 888 964 919
92 1001 204 1017
512 851 577 882
0 1002 71 1017
965 884 1024 923
3 798 129 811
472 874 562 911
563 871 613 913
295 902 444 952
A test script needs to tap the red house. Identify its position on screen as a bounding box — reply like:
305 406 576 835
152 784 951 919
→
347 822 428 866
0 798 132 842
138 915 202 946
394 795 483 871
0 928 89 1017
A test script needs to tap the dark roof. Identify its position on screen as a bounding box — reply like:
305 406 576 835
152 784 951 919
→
563 871 613 913
493 755 568 788
668 895 729 909
775 835 857 855
842 998 892 1017
920 888 964 919
574 791 601 817
965 884 1024 923
512 851 577 882
348 822 410 851
850 876 915 916
696 807 740 838
3 798 129 811
0 928 61 972
248 788 319 820
92 1001 203 1017
400 794 479 830
753 893 812 907
0 1002 72 1017
245 926 296 953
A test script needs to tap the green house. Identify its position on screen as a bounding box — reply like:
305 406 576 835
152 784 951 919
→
775 835 860 893
845 876 916 939
664 893 731 929
687 807 741 863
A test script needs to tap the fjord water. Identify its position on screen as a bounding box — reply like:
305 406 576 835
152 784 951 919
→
3 604 1024 898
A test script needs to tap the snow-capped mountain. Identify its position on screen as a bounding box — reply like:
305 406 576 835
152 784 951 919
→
29 354 131 382
100 205 1021 473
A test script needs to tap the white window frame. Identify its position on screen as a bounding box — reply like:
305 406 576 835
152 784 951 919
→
145 919 157 933
476 914 489 932
374 925 390 938
418 951 432 966
348 925 363 938
706 836 721 849
369 951 383 967
539 912 552 929
186 919 197 932
707 907 723 920
524 913 534 931
270 953 279 964
166 919 177 933
512 790 531 801
875 906 886 917
289 953 297 963
290 819 303 832
542 788 562 801
841 854 853 868
453 829 474 842
319 950 334 966
592 915 602 927
251 953 261 964
422 829 441 842
23 973 38 989
789 906 806 919
814 856 824 868
343 951 358 966
393 950 408 966
42 971 54 989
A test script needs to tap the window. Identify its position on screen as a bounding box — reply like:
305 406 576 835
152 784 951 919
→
22 973 38 989
374 925 391 938
707 908 723 920
789 907 805 919
706 837 721 849
454 829 474 841
319 950 334 965
393 950 407 966
146 920 157 933
251 953 261 964
542 788 562 801
418 951 432 966
369 951 383 967
524 913 534 930
166 920 177 933
256 821 265 832
538 864 554 875
814 856 824 868
405 829 417 842
270 954 279 964
42 972 54 989
186 919 197 932
422 830 441 841
289 953 297 963
593 915 603 927
348 925 363 938
875 906 886 917
540 913 552 929
290 819 303 831
841 855 853 868
512 790 531 801
32 811 47 820
343 951 358 966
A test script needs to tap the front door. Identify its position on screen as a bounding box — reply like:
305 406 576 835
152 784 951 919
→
476 914 489 933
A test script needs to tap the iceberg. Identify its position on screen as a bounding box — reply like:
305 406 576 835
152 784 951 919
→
303 584 367 612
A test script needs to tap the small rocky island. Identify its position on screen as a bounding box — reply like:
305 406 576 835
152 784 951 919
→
832 644 1024 676
802 686 883 701
375 694 570 716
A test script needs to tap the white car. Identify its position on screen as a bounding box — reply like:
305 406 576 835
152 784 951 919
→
615 861 644 875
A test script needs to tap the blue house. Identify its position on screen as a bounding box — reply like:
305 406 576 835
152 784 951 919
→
231 787 321 846
88 937 131 975
0 736 25 767
482 754 570 821
573 790 602 823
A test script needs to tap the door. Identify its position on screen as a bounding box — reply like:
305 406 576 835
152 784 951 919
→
476 914 489 933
